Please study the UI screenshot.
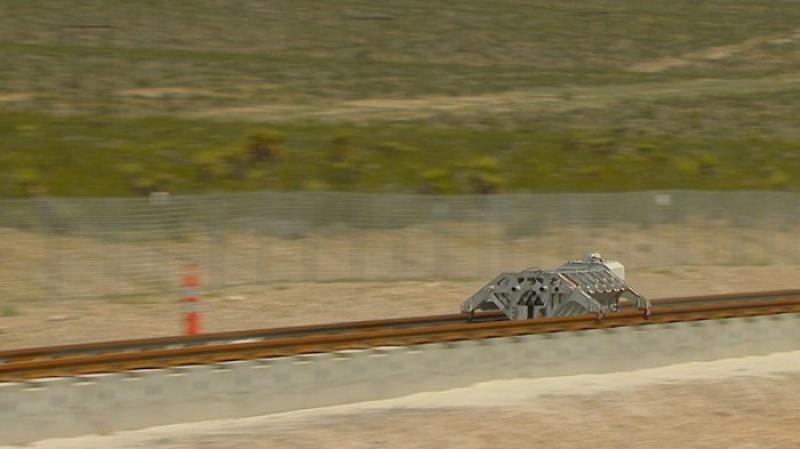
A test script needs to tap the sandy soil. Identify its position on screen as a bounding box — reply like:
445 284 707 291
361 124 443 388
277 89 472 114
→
2 265 800 350
190 73 800 122
628 27 800 73
0 92 33 103
13 351 800 449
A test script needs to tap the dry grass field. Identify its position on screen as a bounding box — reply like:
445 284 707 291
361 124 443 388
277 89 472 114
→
2 0 800 195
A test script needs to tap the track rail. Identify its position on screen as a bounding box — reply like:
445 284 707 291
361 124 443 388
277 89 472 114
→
2 291 800 382
2 289 799 365
0 312 504 364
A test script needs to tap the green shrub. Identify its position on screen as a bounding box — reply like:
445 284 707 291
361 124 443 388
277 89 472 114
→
327 161 360 188
11 167 44 197
1 305 19 317
698 152 719 177
765 168 790 189
192 147 251 181
418 168 453 194
245 130 284 163
329 134 354 162
465 171 504 194
459 156 505 194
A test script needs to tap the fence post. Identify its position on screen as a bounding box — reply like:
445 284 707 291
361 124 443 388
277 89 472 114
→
306 193 320 282
348 193 365 279
259 191 271 284
34 195 64 299
390 195 406 280
432 199 448 279
476 195 485 276
215 194 227 291
204 194 225 294
103 198 121 297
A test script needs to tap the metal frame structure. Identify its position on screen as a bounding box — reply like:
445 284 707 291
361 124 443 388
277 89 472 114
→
461 253 651 320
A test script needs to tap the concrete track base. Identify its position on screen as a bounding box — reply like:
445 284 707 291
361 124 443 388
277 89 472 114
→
2 313 799 445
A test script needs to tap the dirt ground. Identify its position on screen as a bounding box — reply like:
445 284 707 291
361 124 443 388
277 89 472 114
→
2 265 800 350
14 351 800 449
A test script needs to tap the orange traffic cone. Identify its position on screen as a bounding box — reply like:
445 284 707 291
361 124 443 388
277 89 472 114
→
181 264 201 336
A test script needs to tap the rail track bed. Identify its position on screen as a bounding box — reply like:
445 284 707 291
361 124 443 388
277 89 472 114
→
2 289 800 382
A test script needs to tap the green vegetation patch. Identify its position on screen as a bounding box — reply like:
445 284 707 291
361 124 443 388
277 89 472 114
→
2 112 799 196
1 0 800 196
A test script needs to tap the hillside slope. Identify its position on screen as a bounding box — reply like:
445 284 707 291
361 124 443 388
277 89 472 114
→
1 0 799 196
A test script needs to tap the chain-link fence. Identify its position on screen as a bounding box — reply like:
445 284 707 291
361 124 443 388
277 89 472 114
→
1 190 799 301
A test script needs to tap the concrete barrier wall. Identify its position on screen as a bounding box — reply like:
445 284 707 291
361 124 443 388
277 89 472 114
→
3 313 800 445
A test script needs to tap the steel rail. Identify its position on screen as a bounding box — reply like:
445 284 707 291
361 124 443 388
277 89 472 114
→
2 289 799 364
2 297 799 382
0 311 504 363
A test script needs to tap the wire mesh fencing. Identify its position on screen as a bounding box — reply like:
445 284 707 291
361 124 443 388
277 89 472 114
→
1 190 799 301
